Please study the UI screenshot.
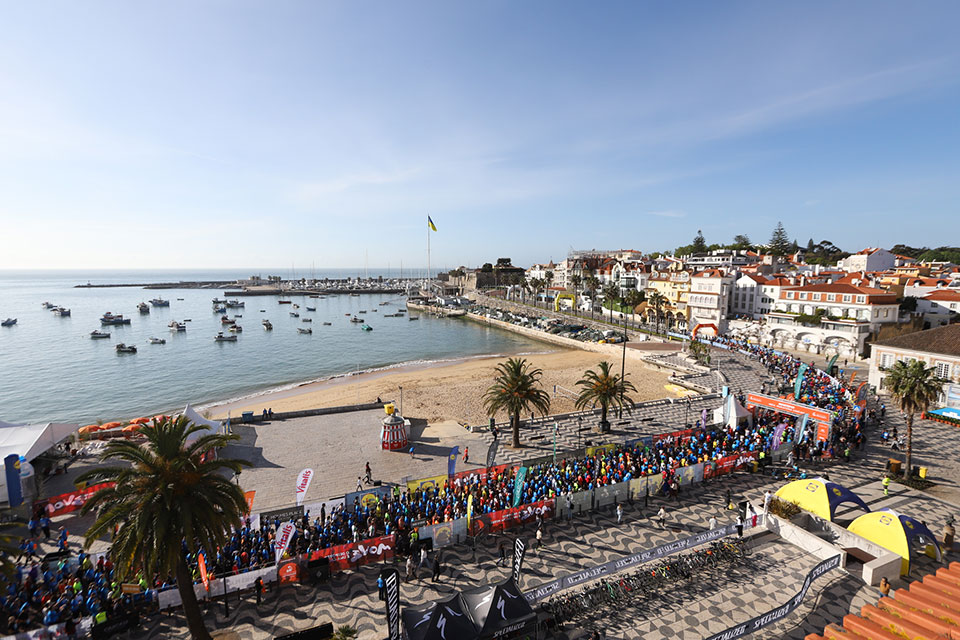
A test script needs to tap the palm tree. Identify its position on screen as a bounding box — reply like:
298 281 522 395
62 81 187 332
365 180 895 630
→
883 360 944 476
570 274 582 316
516 273 529 303
78 416 250 640
529 278 545 308
602 284 621 325
575 361 637 433
647 291 668 334
483 358 551 448
585 276 601 318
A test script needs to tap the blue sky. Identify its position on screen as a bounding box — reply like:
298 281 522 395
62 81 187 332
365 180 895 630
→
1 1 958 270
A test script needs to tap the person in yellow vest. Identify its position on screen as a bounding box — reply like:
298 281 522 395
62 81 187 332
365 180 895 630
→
882 475 891 496
94 610 107 625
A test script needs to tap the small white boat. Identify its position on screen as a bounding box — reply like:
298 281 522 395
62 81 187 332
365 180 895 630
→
213 305 226 314
149 298 170 307
214 332 237 342
350 317 363 323
361 324 373 332
41 302 54 309
212 298 227 304
262 320 273 330
90 329 110 338
228 325 243 333
101 313 131 325
290 312 299 318
2 318 17 327
53 307 71 316
226 300 245 308
148 337 166 345
221 316 236 325
297 328 312 335
358 310 367 314
115 343 137 353
292 304 300 309
138 302 150 314
408 316 419 321
168 321 187 331
305 306 316 311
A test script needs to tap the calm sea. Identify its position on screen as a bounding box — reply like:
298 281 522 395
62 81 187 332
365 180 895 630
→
0 270 545 425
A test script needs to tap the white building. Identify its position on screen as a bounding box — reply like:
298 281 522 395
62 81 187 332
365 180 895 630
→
763 283 900 357
868 324 960 405
916 290 960 327
730 273 767 319
687 269 734 334
838 248 896 273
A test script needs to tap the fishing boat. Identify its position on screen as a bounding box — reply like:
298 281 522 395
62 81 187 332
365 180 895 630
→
212 297 227 304
221 316 236 325
100 313 131 325
168 321 187 331
408 316 419 321
41 302 54 309
289 312 299 318
228 325 243 333
292 304 300 309
358 310 367 314
213 305 226 314
350 317 363 323
278 300 292 305
262 320 273 330
360 324 373 331
322 322 332 326
214 332 237 342
297 327 312 334
302 318 312 323
53 307 71 316
305 306 316 311
148 337 166 345
225 300 245 308
138 302 150 314
115 343 137 353
149 298 170 307
90 329 110 338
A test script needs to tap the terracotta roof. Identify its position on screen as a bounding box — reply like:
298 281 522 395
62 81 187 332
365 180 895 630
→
923 290 960 302
741 274 767 284
693 269 724 278
907 278 951 287
786 282 891 295
764 277 793 286
871 323 960 358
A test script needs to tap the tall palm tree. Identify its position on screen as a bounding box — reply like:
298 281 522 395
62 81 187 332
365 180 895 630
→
883 360 944 476
585 276 601 318
78 416 250 640
483 358 551 448
575 361 637 433
570 274 582 316
647 291 668 334
602 284 621 325
529 278 544 308
516 273 529 303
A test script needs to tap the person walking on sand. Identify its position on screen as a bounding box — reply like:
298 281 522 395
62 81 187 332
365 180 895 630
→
357 476 364 492
463 447 469 464
364 462 373 484
657 506 666 528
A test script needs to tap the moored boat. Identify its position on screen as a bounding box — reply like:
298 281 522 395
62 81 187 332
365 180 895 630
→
350 316 363 323
221 316 236 325
214 332 237 342
41 302 54 309
168 321 187 331
408 316 419 321
115 343 137 353
100 313 131 325
138 302 150 314
305 306 316 311
322 321 332 326
302 318 312 323
360 324 373 331
53 307 71 316
90 329 110 338
149 298 170 307
211 298 227 304
289 312 299 318
228 325 243 333
225 300 245 308
213 305 226 313
297 327 312 334
262 320 273 330
278 300 292 305
148 337 166 344
2 318 17 327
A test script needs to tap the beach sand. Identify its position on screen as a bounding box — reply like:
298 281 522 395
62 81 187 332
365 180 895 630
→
210 349 674 426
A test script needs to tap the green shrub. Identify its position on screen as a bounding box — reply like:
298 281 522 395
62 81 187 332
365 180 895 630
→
768 496 801 519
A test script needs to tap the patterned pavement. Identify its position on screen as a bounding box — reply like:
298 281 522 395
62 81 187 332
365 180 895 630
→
98 346 960 639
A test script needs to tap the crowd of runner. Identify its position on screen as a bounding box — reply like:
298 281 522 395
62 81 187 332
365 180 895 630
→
6 338 870 635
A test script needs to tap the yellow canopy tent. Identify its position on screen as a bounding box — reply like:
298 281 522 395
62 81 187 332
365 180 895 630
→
775 477 870 522
848 509 941 575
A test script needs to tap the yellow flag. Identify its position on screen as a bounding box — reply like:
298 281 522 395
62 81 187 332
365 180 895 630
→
427 216 437 232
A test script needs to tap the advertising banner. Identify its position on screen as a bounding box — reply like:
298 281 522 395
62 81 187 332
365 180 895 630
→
198 553 209 592
295 468 313 506
485 441 499 468
512 536 526 583
406 474 447 493
702 554 841 640
275 522 296 562
585 443 616 457
260 505 304 526
243 490 256 514
345 485 393 511
447 446 459 478
594 482 628 509
472 499 554 536
4 455 22 508
794 363 808 400
628 478 647 502
557 490 593 518
451 462 515 485
383 567 401 640
308 534 396 573
512 467 527 507
36 482 115 517
419 518 469 549
676 463 701 487
466 494 473 529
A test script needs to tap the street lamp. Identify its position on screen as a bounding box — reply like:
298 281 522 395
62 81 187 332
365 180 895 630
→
619 311 627 419
399 386 403 417
577 416 583 450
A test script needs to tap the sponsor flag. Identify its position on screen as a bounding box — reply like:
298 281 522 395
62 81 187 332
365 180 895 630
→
295 468 313 506
794 363 808 400
427 216 437 232
826 353 839 374
797 414 809 443
4 455 22 508
772 422 787 448
275 522 296 563
512 536 526 583
701 408 708 427
512 467 527 508
849 370 857 383
198 553 210 592
447 446 459 478
244 490 256 514
383 567 401 640
485 440 499 468
466 494 473 529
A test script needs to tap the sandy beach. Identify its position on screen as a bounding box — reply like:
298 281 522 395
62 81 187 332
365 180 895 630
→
210 349 674 426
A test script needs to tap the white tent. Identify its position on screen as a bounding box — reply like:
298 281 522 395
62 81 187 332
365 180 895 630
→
0 420 78 463
712 397 752 428
180 404 222 443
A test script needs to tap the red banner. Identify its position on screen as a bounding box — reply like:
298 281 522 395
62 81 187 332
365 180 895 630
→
470 499 554 536
451 463 516 484
703 452 758 480
35 482 115 517
307 534 395 573
198 553 209 592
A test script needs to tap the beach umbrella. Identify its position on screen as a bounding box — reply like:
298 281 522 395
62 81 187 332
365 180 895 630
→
152 414 168 422
129 417 150 425
79 424 101 435
848 509 941 575
121 424 142 433
775 477 870 522
101 421 123 430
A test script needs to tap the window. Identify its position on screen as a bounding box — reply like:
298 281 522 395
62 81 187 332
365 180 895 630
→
935 362 950 379
827 294 836 302
880 353 894 368
799 292 808 300
856 295 866 304
786 291 795 299
843 294 852 303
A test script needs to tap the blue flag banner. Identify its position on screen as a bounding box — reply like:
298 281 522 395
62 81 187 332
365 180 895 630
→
797 414 809 443
513 467 527 507
447 446 459 478
4 455 22 507
794 363 809 400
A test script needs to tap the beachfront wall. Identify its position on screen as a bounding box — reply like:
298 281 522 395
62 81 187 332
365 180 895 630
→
419 518 469 549
594 482 629 508
557 489 594 518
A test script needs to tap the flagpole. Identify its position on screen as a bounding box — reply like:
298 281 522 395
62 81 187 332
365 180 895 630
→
427 216 431 294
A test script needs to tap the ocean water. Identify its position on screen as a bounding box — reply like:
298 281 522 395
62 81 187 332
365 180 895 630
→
0 270 546 425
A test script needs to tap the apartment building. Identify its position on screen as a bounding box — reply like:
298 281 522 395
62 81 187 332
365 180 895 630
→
869 324 960 405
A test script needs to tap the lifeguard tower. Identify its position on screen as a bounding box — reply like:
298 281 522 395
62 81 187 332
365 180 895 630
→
380 403 408 451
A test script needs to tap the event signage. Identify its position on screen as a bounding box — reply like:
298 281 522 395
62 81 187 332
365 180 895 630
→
344 485 393 511
447 446 459 478
4 455 22 508
794 363 808 400
198 553 210 592
525 520 756 603
243 490 256 514
472 499 554 535
36 482 116 517
745 392 834 442
260 505 304 525
295 468 313 507
383 567 401 640
486 440 499 468
275 522 296 563
512 467 527 508
702 554 841 640
307 534 396 572
512 536 526 583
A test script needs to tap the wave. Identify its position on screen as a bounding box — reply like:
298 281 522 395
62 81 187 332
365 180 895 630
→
194 349 557 412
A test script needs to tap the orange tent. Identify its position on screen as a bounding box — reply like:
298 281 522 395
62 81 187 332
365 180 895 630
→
101 422 123 429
